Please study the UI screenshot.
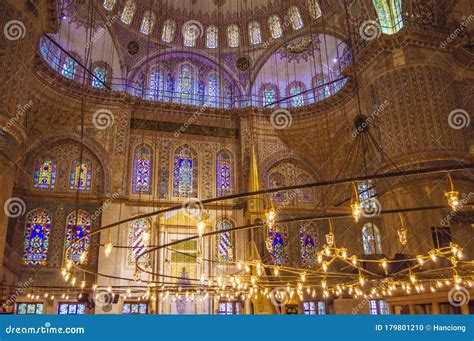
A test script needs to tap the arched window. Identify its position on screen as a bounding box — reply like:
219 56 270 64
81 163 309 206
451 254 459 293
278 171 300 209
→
288 6 304 30
313 74 331 101
207 73 219 107
120 0 136 25
248 21 262 45
358 181 377 209
91 66 106 88
227 25 240 48
103 0 116 11
173 145 198 198
206 26 218 48
69 159 92 191
268 15 283 39
148 65 164 100
288 82 305 107
373 0 403 35
140 10 156 35
33 157 57 189
269 225 288 266
223 83 234 109
183 23 199 47
216 149 233 197
65 210 91 265
178 63 195 104
263 87 277 107
300 226 316 267
61 56 76 79
132 145 153 194
269 172 286 202
23 209 51 266
307 0 322 20
296 173 314 203
362 223 382 255
216 218 234 262
128 219 150 266
162 20 176 43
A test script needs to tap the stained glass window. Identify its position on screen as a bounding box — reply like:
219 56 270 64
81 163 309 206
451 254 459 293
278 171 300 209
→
16 303 43 314
103 0 116 11
166 72 175 99
22 209 51 266
270 225 288 266
369 300 389 314
289 83 304 107
269 172 286 202
313 74 331 101
140 11 156 35
268 15 283 39
300 226 316 267
303 302 316 314
216 150 233 197
173 145 198 197
162 20 176 43
69 159 92 191
123 302 149 314
206 26 218 48
177 63 195 104
362 223 382 255
218 302 240 315
40 38 51 60
263 87 276 107
183 23 199 47
65 210 91 265
135 72 145 97
91 66 106 88
373 0 403 35
207 73 219 107
308 0 322 20
148 66 164 100
358 181 377 209
248 21 262 45
61 56 76 79
120 0 136 25
128 219 150 266
216 218 234 262
296 173 314 203
58 303 86 314
223 83 234 109
227 25 240 48
33 157 57 189
288 6 304 30
132 145 153 194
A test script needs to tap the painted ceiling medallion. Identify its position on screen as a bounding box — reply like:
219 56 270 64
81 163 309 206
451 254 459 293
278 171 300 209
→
127 41 140 55
283 36 314 54
236 57 250 71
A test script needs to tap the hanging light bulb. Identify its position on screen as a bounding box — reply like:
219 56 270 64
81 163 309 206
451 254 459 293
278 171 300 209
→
325 232 335 247
71 277 77 286
445 173 460 210
265 207 276 224
381 259 388 270
300 272 306 282
351 256 358 266
359 275 365 287
397 213 408 245
429 250 437 262
65 259 73 271
92 283 97 291
79 252 87 264
273 267 280 276
80 280 86 289
340 248 348 259
143 230 150 243
104 242 114 257
416 255 424 265
322 262 328 272
197 220 206 237
410 274 417 284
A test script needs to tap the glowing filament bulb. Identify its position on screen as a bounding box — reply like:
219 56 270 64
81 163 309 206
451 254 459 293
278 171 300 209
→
317 254 323 264
274 267 280 276
410 274 416 284
352 256 358 266
351 202 362 222
297 282 303 291
71 277 77 286
266 208 276 223
359 276 365 286
445 191 459 210
92 284 97 291
322 262 328 272
381 259 388 269
429 250 437 262
107 285 112 293
300 272 306 282
197 221 206 236
104 242 113 257
341 248 348 259
454 275 462 284
143 231 150 243
416 256 424 265
65 259 73 271
79 252 87 264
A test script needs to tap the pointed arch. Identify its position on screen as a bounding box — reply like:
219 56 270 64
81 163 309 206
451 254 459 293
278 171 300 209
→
307 0 322 20
148 65 165 100
300 225 316 267
295 173 315 203
215 218 235 262
120 0 136 25
65 210 91 265
33 156 57 190
362 223 382 255
103 0 116 11
128 218 150 266
227 25 240 48
131 144 153 195
248 21 262 45
288 6 304 30
207 72 219 107
269 225 288 266
162 20 176 43
268 15 283 39
69 159 92 191
287 81 306 107
269 171 286 202
206 25 218 49
216 149 234 197
177 63 196 104
22 209 51 266
173 144 198 198
372 0 404 35
140 10 156 35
